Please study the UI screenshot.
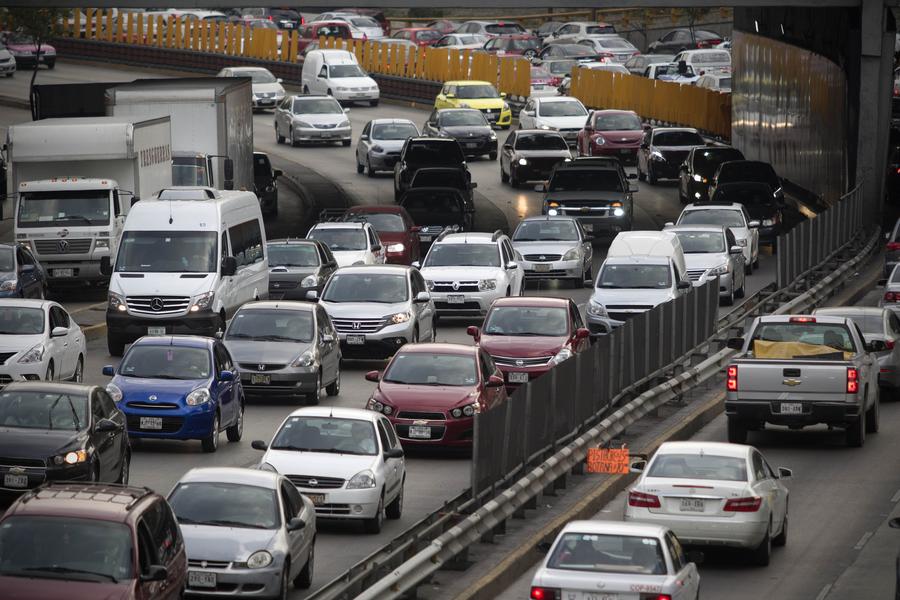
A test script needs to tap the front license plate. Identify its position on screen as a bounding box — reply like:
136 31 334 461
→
447 294 465 304
188 571 216 589
780 402 803 414
52 268 73 277
508 372 529 383
147 326 166 336
582 223 594 232
620 148 632 154
347 334 366 345
307 493 325 505
3 474 27 488
408 425 431 439
140 416 163 430
420 235 433 242
534 263 551 272
251 374 271 385
465 142 478 148
680 498 705 512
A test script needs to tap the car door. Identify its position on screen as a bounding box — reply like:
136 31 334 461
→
318 244 338 283
280 481 308 576
98 387 127 475
502 239 523 293
500 130 514 175
368 226 385 263
357 121 372 164
49 305 77 378
479 350 505 408
579 222 593 274
762 456 788 534
410 270 434 341
315 306 340 384
519 100 535 129
213 343 237 427
751 450 782 530
724 228 744 288
665 531 699 599
89 390 118 481
377 418 403 502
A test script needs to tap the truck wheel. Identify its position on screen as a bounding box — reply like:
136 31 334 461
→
726 417 747 444
846 411 865 447
865 394 880 433
107 334 126 357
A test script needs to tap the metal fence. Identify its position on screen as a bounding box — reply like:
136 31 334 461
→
472 280 719 496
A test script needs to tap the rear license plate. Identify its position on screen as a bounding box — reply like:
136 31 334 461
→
409 425 431 439
447 294 465 304
147 326 166 336
534 263 551 272
465 142 479 148
780 402 803 414
569 593 624 600
188 571 216 589
347 334 366 345
582 223 594 232
420 235 433 242
680 498 705 512
307 493 325 505
251 374 271 385
508 372 528 383
3 474 27 488
619 148 632 154
52 268 73 277
140 417 163 430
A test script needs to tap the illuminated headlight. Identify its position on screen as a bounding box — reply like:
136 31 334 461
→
386 243 405 253
265 185 275 193
347 469 377 489
185 388 211 406
762 218 776 227
562 248 580 261
450 403 478 418
650 150 665 161
109 291 127 312
736 238 748 247
518 158 528 166
53 449 88 466
709 263 730 275
246 550 273 569
587 301 607 317
106 383 123 403
291 350 316 368
389 312 411 324
613 208 625 217
548 209 559 216
591 134 605 145
95 239 109 249
539 124 551 130
478 279 497 291
338 119 350 127
190 291 214 313
293 119 313 128
18 343 44 364
549 347 573 366
0 279 16 291
489 131 497 140
692 174 706 183
301 274 318 287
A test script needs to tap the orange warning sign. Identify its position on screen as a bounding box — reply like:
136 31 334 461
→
586 447 630 474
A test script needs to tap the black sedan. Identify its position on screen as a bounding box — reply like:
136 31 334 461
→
710 182 784 242
678 146 745 203
0 382 130 495
637 127 706 184
266 239 338 300
536 43 598 62
500 129 572 187
422 108 498 160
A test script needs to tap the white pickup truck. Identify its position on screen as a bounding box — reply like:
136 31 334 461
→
725 314 882 447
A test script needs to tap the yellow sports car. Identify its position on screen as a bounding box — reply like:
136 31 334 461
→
433 80 512 129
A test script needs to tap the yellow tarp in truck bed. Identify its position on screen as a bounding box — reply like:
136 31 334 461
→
752 340 853 361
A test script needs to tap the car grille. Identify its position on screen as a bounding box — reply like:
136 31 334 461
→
238 363 286 371
315 503 351 515
125 295 191 316
188 559 231 569
492 355 553 367
126 402 180 410
287 474 345 489
34 238 92 255
0 352 16 365
479 108 498 121
331 317 386 334
0 375 12 385
126 415 184 433
432 280 480 293
397 411 446 420
0 456 46 468
523 254 563 262
606 305 654 310
314 123 337 129
396 424 446 440
270 280 299 290
608 138 638 146
559 128 580 139
686 269 707 281
350 86 370 92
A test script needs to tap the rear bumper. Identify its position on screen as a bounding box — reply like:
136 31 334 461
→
725 399 861 426
624 509 768 548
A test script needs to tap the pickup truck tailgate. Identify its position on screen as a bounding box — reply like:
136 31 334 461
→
735 360 850 402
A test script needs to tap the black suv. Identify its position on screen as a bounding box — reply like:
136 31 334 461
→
421 109 497 160
393 137 470 201
540 157 637 237
407 166 476 214
253 151 282 217
678 146 745 203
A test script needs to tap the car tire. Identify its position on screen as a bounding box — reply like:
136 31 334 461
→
226 403 244 442
411 326 419 344
277 565 290 600
637 163 646 182
846 410 865 447
364 493 385 534
386 480 404 519
290 127 299 148
866 392 880 433
356 157 364 174
735 276 746 298
89 461 100 482
72 356 84 383
303 85 310 94
276 126 285 144
306 371 321 405
744 259 752 275
45 361 54 382
325 370 341 397
489 151 497 161
117 452 130 485
722 281 734 306
202 412 220 453
726 417 747 444
571 276 581 289
367 157 376 178
647 165 658 185
750 522 771 566
46 60 55 70
510 168 519 188
773 506 788 547
584 264 592 287
294 543 314 589
501 167 509 183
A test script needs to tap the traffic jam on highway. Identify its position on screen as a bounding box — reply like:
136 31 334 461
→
0 8 894 600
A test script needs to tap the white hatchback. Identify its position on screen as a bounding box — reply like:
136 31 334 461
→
0 300 86 384
672 202 760 273
306 222 385 267
518 97 589 147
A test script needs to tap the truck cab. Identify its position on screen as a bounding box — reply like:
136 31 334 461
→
171 151 235 190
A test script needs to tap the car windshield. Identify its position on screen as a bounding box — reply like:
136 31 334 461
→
348 212 406 233
0 249 12 272
597 264 671 289
323 273 408 303
172 157 209 186
0 517 133 583
439 111 487 127
693 148 744 176
828 313 885 335
546 60 577 75
515 133 568 151
513 220 579 241
268 243 320 267
594 113 642 131
648 453 748 481
0 390 87 431
485 23 525 34
402 192 464 225
675 231 726 253
653 131 705 146
350 17 378 27
751 322 856 353
227 309 314 343
679 209 744 228
406 141 466 165
538 101 587 117
693 51 731 64
17 190 110 228
484 306 569 336
549 170 622 192
372 122 418 140
548 532 667 575
384 352 478 386
271 416 377 455
293 98 343 114
116 231 217 273
308 228 367 251
0 306 43 334
330 64 366 78
234 69 276 83
170 482 279 529
119 345 212 379
455 84 499 99
424 243 500 267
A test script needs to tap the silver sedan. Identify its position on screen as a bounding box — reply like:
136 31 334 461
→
274 95 352 147
168 467 316 597
356 118 420 177
666 224 746 305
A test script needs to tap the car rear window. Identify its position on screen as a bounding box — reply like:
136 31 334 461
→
402 192 464 225
717 162 779 187
515 133 569 151
586 25 616 34
693 51 731 64
647 453 747 481
693 148 744 176
485 23 526 34
548 533 666 575
750 322 857 355
549 170 622 192
415 29 443 41
653 131 705 146
407 141 465 165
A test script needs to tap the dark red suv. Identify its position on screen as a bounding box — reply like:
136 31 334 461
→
344 205 421 265
469 296 591 390
0 483 187 599
364 343 507 448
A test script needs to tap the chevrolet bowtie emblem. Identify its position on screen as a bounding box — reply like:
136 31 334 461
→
782 378 802 386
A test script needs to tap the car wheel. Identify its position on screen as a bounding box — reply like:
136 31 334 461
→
726 417 747 444
509 168 519 188
744 258 753 275
294 543 314 589
584 264 592 286
278 565 290 600
370 99 379 107
489 151 497 161
356 156 364 174
773 505 788 547
386 479 404 519
342 139 351 147
72 356 84 383
501 166 509 183
637 162 646 182
226 403 244 442
866 392 880 433
647 165 658 185
276 125 285 144
303 85 309 94
325 370 341 397
45 361 54 382
722 281 734 306
117 451 130 485
306 371 321 405
89 461 100 482
846 410 865 447
201 412 220 453
290 127 299 148
750 522 771 566
735 275 746 298
367 156 376 178
108 334 126 357
364 493 385 534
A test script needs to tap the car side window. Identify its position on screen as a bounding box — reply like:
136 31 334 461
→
763 457 778 480
97 389 118 415
318 65 327 78
666 532 686 571
137 522 157 574
143 499 180 564
362 122 371 137
283 481 304 516
570 300 585 330
279 484 295 522
381 417 399 447
751 452 767 481
215 343 234 371
478 351 493 382
91 392 105 425
21 247 37 267
367 227 379 248
412 271 427 296
50 306 70 329
376 420 391 451
890 313 900 335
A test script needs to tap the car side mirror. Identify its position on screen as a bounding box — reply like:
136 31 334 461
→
505 260 519 270
102 365 115 377
365 370 381 382
95 418 120 433
726 337 745 350
685 550 704 565
221 256 237 277
372 244 382 252
777 467 793 479
215 330 224 339
664 221 675 227
273 169 283 178
486 374 504 387
466 325 480 340
287 517 305 531
360 134 369 141
51 326 68 338
470 182 478 189
343 107 350 113
503 144 512 150
866 340 888 353
219 370 234 381
305 290 319 302
411 261 421 269
411 225 422 232
322 333 335 343
100 256 112 277
384 447 404 459
276 77 284 83
729 246 743 254
748 220 761 229
630 459 647 473
878 278 888 287
251 440 268 451
500 92 507 98
890 517 900 529
574 327 590 340
446 93 455 99
535 540 553 553
677 280 691 290
414 291 431 303
141 565 168 583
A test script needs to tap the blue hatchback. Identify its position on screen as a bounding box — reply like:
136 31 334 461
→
102 335 244 452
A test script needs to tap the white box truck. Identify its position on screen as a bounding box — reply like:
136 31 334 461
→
6 116 172 287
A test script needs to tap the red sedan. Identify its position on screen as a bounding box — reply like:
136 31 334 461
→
391 27 443 47
365 343 507 448
297 21 352 53
468 296 591 390
576 109 645 163
482 34 541 59
344 205 421 265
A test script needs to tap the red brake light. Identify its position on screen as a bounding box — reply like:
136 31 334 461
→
887 242 900 251
640 596 673 600
628 490 661 508
723 496 762 512
726 365 738 391
789 316 816 323
888 340 896 350
847 367 859 393
530 587 560 600
886 292 900 303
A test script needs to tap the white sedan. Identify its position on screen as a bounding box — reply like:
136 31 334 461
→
531 521 700 600
624 441 790 566
672 202 760 274
0 300 86 384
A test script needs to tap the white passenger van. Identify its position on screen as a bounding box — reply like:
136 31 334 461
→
103 187 267 356
301 49 380 105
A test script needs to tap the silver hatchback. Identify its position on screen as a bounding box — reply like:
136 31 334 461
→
356 118 420 176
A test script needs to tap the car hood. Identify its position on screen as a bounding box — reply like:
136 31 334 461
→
181 524 279 563
591 286 675 306
454 98 504 110
319 301 408 319
269 266 318 281
535 115 589 129
442 126 493 138
0 49 11 60
598 129 643 143
378 382 477 410
0 577 132 600
332 250 370 267
295 113 347 126
224 341 309 364
0 427 83 458
0 333 44 353
511 241 579 256
479 335 568 358
264 448 377 479
251 82 285 95
110 273 214 297
113 377 207 403
333 76 376 87
544 190 627 202
684 252 729 270
512 149 571 159
420 266 503 280
370 139 405 152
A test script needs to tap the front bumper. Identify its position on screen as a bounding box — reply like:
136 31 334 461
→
332 89 380 102
725 399 861 427
106 308 220 344
495 363 552 390
624 508 768 548
478 107 512 127
41 260 106 283
122 403 216 441
0 60 16 74
692 271 734 297
0 462 93 494
390 414 473 448
252 95 282 109
368 151 401 172
185 560 284 597
238 368 319 398
296 484 381 519
586 312 626 336
292 126 352 143
520 258 584 281
648 159 680 179
455 137 497 157
11 53 54 68
0 359 47 386
430 289 503 316
338 322 412 358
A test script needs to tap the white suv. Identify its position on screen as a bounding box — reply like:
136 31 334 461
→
306 222 385 267
670 202 760 274
418 231 524 318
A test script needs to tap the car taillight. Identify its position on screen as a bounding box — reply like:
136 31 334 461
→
847 367 859 393
887 242 900 251
726 365 738 391
628 490 661 508
888 340 896 350
723 496 762 512
886 291 900 303
789 316 815 323
530 587 560 600
640 595 673 600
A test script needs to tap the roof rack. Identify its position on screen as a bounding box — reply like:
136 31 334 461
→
318 207 350 223
22 482 155 511
490 229 504 241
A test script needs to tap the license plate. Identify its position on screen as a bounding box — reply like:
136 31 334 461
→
269 292 284 300
534 263 551 272
570 593 623 600
447 294 465 304
680 498 705 512
321 132 335 138
52 268 73 277
780 402 803 414
251 374 271 385
354 93 369 97
409 425 431 438
420 235 433 242
188 571 216 589
147 326 166 336
307 493 325 505
140 416 163 430
465 142 479 148
347 334 366 345
3 474 27 488
620 149 632 154
508 372 528 383
582 223 594 232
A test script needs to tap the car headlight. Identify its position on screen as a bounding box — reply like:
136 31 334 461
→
539 124 551 130
53 449 88 466
292 350 317 368
549 347 573 366
106 383 123 403
709 263 730 275
339 119 350 128
587 301 607 317
425 279 435 291
650 150 665 161
503 102 510 111
450 402 479 418
518 158 528 166
562 248 580 261
301 274 319 287
293 119 313 128
336 87 348 92
95 239 109 249
246 550 273 569
366 398 393 415
613 208 625 217
386 243 405 253
346 469 377 489
0 279 16 291
389 312 411 324
762 218 776 227
736 238 748 247
18 343 44 364
458 102 470 108
258 462 278 472
479 279 497 291
489 131 497 140
185 388 211 406
592 134 606 145
109 291 126 312
692 174 707 183
190 291 214 313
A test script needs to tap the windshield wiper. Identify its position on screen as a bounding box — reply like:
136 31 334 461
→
254 335 305 342
21 566 117 583
197 519 269 530
53 215 93 225
226 333 254 338
270 444 313 451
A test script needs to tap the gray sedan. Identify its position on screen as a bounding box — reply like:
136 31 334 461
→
356 118 420 177
168 467 316 597
666 224 746 305
274 94 351 147
224 301 342 403
511 215 593 287
267 239 338 300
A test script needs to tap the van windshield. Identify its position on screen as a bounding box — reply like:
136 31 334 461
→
597 264 671 289
17 190 111 228
116 231 217 273
329 64 366 78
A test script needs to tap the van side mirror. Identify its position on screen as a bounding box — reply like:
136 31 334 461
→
273 169 283 178
630 459 647 473
726 337 745 350
305 290 319 301
414 291 431 303
100 256 112 277
141 565 168 583
223 158 235 191
221 256 237 277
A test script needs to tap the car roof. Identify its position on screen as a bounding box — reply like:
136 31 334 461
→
3 381 96 395
131 335 213 349
237 300 316 312
656 440 750 458
560 520 670 538
664 224 727 234
310 221 366 230
437 232 500 244
8 484 157 523
535 96 582 103
604 255 670 266
396 342 476 356
518 215 580 223
332 264 413 276
0 298 50 309
592 109 639 116
515 128 567 136
436 107 485 115
227 66 271 73
446 80 493 86
492 296 570 308
684 202 743 210
346 205 405 215
813 306 888 318
287 406 382 420
177 467 281 488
